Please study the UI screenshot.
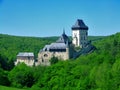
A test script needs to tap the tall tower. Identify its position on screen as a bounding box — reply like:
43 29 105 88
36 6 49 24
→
72 19 88 48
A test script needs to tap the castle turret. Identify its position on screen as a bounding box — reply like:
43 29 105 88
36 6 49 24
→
72 19 88 48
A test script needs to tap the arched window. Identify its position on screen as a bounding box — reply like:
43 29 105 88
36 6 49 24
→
44 54 48 57
75 37 78 46
42 59 44 62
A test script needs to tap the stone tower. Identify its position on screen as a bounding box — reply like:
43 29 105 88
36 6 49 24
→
72 19 88 48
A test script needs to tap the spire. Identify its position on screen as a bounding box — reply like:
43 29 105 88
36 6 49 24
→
63 28 65 35
56 28 70 43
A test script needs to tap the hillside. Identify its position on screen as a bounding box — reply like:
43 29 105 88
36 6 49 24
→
33 33 120 90
0 34 105 70
0 33 120 89
88 36 106 42
0 85 25 90
0 34 58 70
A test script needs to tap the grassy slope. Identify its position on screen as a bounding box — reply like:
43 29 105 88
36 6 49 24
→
0 85 25 90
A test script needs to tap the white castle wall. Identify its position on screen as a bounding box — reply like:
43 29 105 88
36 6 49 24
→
72 29 88 48
15 58 34 66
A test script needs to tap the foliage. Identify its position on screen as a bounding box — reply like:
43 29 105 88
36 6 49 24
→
0 33 120 89
0 34 57 70
88 36 106 42
0 68 10 86
33 32 120 90
8 63 34 88
8 63 47 89
50 56 59 65
0 85 25 90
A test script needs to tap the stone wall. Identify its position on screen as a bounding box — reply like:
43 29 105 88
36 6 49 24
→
72 30 80 47
68 44 75 58
15 58 34 66
37 47 71 66
79 30 88 48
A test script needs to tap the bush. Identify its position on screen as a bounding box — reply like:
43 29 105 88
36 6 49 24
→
50 56 59 65
0 68 10 86
8 63 34 88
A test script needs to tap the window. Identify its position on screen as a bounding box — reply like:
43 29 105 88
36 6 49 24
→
84 36 85 40
44 54 48 57
28 56 30 60
81 36 83 40
45 48 47 51
42 59 44 62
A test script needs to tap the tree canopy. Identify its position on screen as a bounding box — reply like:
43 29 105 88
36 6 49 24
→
0 33 120 90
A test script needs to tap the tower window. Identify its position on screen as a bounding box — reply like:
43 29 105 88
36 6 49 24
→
81 36 83 40
74 33 77 37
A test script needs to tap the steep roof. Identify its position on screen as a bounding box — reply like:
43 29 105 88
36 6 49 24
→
41 31 71 52
43 45 51 51
56 30 70 43
17 52 34 57
72 19 88 30
49 43 67 50
42 43 67 51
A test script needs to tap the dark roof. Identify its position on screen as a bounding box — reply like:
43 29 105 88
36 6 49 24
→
50 43 67 50
56 30 70 43
43 45 51 51
41 31 71 52
72 19 88 30
42 43 67 51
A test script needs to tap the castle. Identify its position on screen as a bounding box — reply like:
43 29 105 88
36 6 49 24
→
37 30 74 65
15 19 90 66
72 19 88 48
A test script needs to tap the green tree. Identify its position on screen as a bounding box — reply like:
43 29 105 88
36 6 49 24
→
50 56 59 65
0 68 10 86
8 63 34 88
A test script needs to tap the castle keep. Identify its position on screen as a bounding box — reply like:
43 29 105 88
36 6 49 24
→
15 19 91 66
72 19 88 48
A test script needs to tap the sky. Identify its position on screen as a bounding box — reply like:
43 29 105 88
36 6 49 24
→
0 0 120 37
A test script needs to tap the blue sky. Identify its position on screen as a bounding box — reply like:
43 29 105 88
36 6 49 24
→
0 0 120 37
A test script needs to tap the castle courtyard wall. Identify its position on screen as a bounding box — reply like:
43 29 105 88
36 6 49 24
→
38 48 70 66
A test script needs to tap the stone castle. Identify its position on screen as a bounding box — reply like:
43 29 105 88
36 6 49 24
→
15 19 93 66
37 30 74 66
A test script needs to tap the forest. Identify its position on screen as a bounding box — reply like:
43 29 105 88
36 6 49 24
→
0 33 120 90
